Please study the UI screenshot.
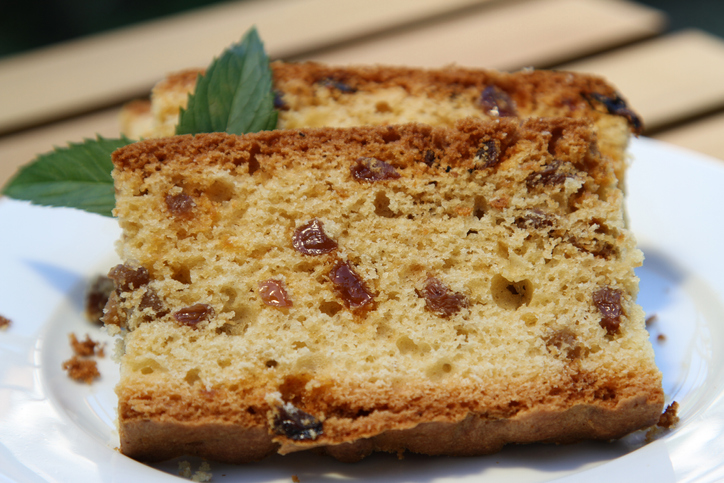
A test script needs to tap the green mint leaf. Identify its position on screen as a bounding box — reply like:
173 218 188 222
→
176 26 278 135
1 136 132 217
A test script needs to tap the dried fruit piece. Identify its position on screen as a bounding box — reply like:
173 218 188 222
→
173 304 215 327
85 275 114 323
423 150 436 167
514 209 554 230
474 140 500 169
593 287 623 335
273 90 289 111
544 329 582 360
108 264 150 292
479 85 517 117
417 276 469 317
259 279 293 308
319 78 357 93
584 92 643 135
273 402 323 441
329 261 375 310
351 157 401 182
292 219 338 255
140 288 169 318
525 160 571 189
165 192 196 217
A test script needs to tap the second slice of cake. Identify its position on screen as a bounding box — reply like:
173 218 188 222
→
106 118 662 463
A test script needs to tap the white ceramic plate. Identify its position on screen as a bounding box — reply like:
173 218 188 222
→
1 137 723 483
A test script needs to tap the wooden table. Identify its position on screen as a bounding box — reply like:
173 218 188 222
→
2 0 724 187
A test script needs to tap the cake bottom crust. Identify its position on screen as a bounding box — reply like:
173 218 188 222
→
119 391 663 463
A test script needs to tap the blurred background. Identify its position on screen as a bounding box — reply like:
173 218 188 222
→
2 0 722 58
1 0 723 188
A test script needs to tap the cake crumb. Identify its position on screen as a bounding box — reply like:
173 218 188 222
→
192 461 213 482
179 461 192 478
70 333 104 357
62 356 100 383
179 460 212 482
0 315 11 331
657 401 680 429
292 476 300 483
657 333 666 343
645 401 679 442
645 314 658 326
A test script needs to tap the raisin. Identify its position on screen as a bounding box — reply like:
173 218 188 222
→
259 279 293 308
292 219 338 255
423 150 436 167
544 329 582 359
140 288 169 318
417 276 468 317
173 303 215 327
514 209 554 229
351 157 401 182
165 192 196 217
273 90 289 111
474 140 500 169
319 78 357 93
85 275 114 323
525 160 570 189
593 287 623 335
479 85 517 117
584 92 643 135
273 402 323 441
329 261 375 310
108 264 150 292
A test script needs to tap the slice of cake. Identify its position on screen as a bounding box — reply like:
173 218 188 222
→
106 117 663 463
120 62 641 184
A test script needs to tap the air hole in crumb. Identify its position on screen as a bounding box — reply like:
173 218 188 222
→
292 341 307 350
374 191 396 217
473 196 487 219
320 301 343 317
185 368 201 385
218 357 231 368
396 336 418 355
375 101 392 113
497 242 509 259
246 144 261 175
207 179 235 203
426 360 454 379
171 266 192 284
141 367 154 375
491 275 533 310
266 360 278 368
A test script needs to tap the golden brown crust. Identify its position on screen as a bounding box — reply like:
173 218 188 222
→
118 371 663 462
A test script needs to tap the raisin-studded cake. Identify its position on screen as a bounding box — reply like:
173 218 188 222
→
120 62 641 184
106 118 663 462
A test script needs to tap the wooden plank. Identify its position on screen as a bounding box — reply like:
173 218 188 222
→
0 0 488 135
0 109 121 188
654 113 724 162
560 30 724 131
304 0 665 69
